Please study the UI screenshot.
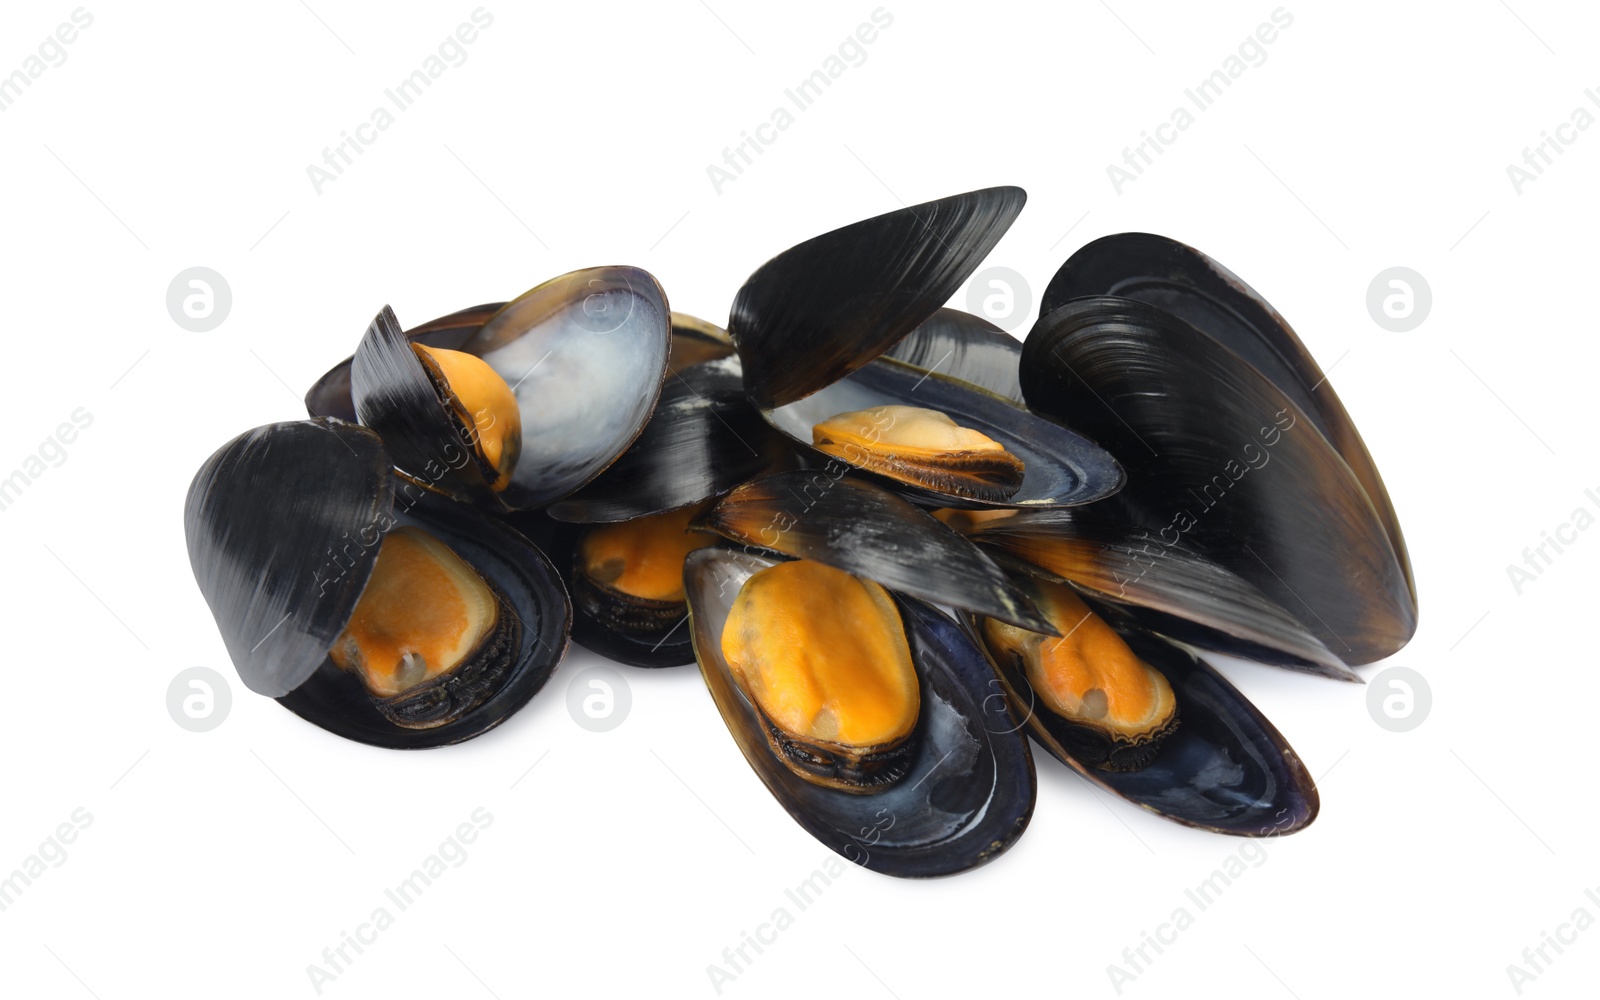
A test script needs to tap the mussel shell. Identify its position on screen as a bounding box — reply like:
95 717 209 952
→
763 356 1124 510
968 510 1359 682
697 471 1055 634
882 307 1024 405
1041 233 1414 606
351 306 498 506
306 303 502 423
730 186 1026 410
547 356 795 524
542 521 697 668
964 608 1317 836
279 493 571 748
685 548 1036 878
1020 297 1415 665
185 419 395 698
458 266 672 509
668 312 736 374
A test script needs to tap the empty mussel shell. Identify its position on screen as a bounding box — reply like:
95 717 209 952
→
1041 233 1414 608
1020 296 1415 666
184 418 570 748
696 470 1055 634
685 547 1036 877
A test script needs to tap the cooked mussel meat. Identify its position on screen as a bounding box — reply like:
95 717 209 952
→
572 504 718 640
980 577 1177 771
721 559 920 792
326 525 520 729
410 344 522 492
811 404 1025 502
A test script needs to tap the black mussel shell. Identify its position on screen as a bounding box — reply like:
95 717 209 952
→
882 307 1025 405
185 419 393 698
968 510 1358 682
697 470 1055 634
351 305 500 506
1020 297 1415 666
1041 233 1414 607
547 356 795 524
730 186 1026 410
306 302 502 423
685 548 1036 878
763 355 1123 510
278 493 571 749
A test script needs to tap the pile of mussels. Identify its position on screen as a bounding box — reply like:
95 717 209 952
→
185 187 1417 877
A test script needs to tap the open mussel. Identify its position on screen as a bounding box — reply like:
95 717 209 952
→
728 188 1122 510
184 419 570 748
332 266 672 510
685 547 1035 877
964 562 1317 836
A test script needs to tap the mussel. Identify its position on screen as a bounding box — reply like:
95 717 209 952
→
1024 235 1417 664
686 547 1036 878
728 188 1123 511
184 419 570 748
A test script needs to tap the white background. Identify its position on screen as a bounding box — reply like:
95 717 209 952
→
2 1 1596 997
